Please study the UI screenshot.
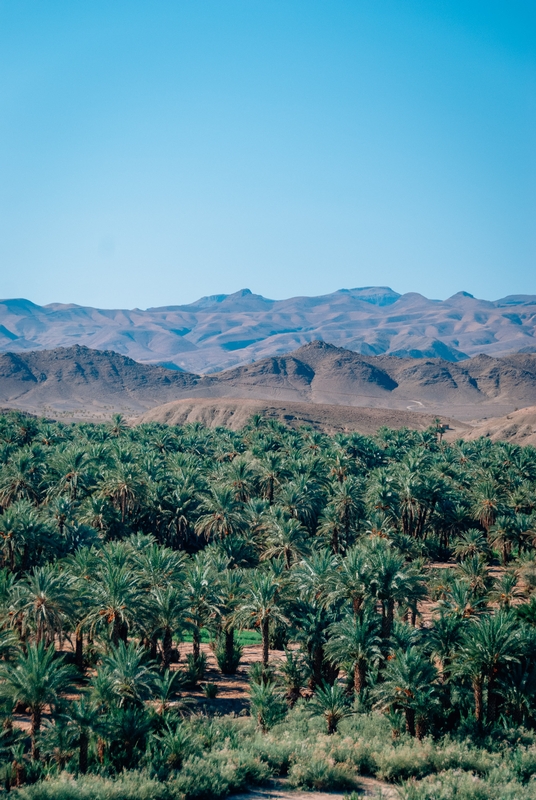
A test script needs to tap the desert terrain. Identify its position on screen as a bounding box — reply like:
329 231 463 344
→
1 287 535 373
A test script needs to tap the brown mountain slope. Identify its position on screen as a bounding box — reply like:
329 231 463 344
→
136 397 470 437
2 287 536 373
462 407 536 446
1 342 536 422
0 346 211 416
212 341 536 419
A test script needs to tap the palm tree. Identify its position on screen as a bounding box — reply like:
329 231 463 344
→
157 480 198 548
325 544 369 616
427 612 465 681
182 558 219 662
65 696 100 774
471 479 504 533
0 642 75 759
368 545 412 639
12 564 75 646
234 572 287 667
0 501 53 572
0 449 43 508
491 571 523 610
98 640 157 708
195 486 245 541
145 585 187 669
47 447 96 501
249 680 286 732
257 453 286 505
99 461 146 523
453 529 490 561
438 578 487 620
213 568 245 674
289 599 336 689
373 646 438 738
456 611 525 726
309 682 351 734
84 562 143 646
327 477 363 549
277 478 320 533
134 543 186 591
456 555 493 598
325 610 382 695
262 515 309 569
221 456 258 502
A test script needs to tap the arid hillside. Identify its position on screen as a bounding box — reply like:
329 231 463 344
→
136 396 471 437
1 287 535 373
463 406 536 447
1 341 536 422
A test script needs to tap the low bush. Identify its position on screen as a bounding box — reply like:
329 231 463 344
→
287 758 357 791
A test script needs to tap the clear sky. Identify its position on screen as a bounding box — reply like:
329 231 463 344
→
0 0 534 308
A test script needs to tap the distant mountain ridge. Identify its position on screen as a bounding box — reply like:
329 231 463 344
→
1 287 535 374
1 341 536 422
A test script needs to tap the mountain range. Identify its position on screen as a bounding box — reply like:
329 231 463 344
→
1 287 536 374
2 342 536 426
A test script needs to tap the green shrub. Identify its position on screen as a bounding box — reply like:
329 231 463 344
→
214 637 242 675
183 653 207 687
14 772 173 800
249 680 287 732
287 758 357 791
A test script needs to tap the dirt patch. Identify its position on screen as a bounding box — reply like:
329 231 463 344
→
228 777 399 799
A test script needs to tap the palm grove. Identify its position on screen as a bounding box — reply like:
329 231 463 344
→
0 410 536 797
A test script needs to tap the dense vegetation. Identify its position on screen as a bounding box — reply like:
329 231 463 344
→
0 410 536 798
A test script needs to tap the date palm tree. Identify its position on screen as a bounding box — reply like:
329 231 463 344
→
84 562 143 646
373 646 438 738
325 609 382 695
97 640 157 708
309 681 351 734
12 564 75 647
234 572 287 667
182 558 218 662
145 585 188 670
0 642 75 759
455 611 524 727
262 516 308 569
195 486 245 541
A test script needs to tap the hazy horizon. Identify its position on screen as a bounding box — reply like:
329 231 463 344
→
2 284 536 312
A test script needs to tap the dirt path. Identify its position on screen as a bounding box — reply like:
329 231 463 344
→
228 777 399 799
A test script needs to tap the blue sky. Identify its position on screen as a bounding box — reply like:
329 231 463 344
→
0 0 534 308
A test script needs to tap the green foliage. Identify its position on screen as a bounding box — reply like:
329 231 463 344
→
1 412 536 795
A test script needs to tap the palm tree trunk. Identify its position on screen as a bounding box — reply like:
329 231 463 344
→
473 677 484 729
381 600 394 639
79 732 88 774
192 627 201 662
31 708 41 760
405 707 416 737
162 627 173 670
354 660 366 695
332 526 339 555
487 674 499 724
416 717 426 740
75 630 84 669
97 737 105 764
352 597 362 617
225 628 235 669
310 645 324 689
261 617 269 668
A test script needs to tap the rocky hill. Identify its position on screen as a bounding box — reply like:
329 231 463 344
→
136 397 471 437
1 341 536 422
1 287 536 373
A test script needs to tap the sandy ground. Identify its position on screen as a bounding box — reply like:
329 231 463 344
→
228 777 399 799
